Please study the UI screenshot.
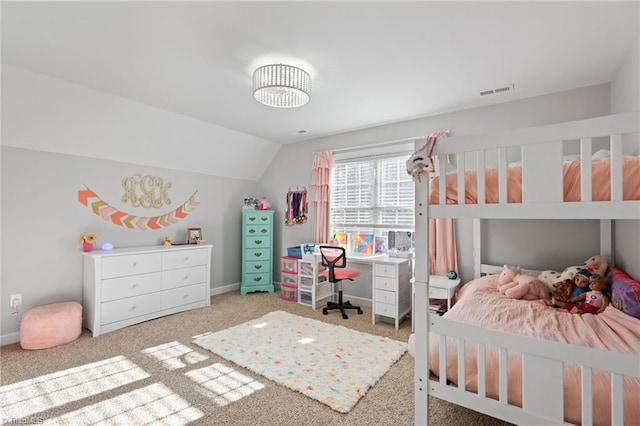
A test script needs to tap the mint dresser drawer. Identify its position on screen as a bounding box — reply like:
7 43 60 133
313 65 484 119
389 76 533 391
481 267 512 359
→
246 248 271 261
243 272 271 286
246 260 270 273
245 236 270 248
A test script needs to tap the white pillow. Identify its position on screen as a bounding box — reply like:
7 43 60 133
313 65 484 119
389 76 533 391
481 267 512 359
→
592 149 610 160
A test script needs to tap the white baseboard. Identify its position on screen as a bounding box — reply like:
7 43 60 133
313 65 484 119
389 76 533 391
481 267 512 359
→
1 331 20 346
211 282 240 296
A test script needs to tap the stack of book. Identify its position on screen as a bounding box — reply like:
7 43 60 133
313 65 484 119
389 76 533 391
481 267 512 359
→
429 300 446 316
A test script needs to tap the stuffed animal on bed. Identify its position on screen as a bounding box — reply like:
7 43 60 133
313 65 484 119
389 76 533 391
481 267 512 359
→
498 265 549 300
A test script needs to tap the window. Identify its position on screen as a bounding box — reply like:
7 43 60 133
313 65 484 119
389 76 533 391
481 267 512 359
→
330 153 414 252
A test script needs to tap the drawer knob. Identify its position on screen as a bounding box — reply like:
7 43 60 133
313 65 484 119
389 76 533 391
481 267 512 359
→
249 229 256 234
183 294 188 299
261 217 267 221
255 240 263 245
254 252 262 257
254 265 262 270
132 262 137 267
249 217 256 221
131 305 137 310
183 257 189 261
131 284 137 289
254 276 262 282
260 229 268 234
183 275 189 280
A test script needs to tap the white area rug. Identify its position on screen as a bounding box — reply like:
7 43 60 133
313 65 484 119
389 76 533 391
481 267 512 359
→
192 310 407 413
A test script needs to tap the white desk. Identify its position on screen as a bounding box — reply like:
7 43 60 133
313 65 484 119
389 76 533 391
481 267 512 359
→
306 253 413 330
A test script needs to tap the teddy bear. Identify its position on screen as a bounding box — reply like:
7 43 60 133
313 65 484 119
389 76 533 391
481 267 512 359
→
498 265 549 300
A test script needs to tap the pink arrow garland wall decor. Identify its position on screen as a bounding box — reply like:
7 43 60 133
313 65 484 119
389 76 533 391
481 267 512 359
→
78 185 199 229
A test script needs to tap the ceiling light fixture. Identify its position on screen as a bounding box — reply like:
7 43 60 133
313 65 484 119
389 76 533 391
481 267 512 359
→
253 64 311 108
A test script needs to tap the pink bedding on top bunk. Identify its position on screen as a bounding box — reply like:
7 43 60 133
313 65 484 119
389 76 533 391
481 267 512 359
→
429 156 640 204
410 274 640 426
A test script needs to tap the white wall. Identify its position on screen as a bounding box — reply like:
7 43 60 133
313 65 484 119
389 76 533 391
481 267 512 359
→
2 65 280 181
1 67 265 344
260 84 629 296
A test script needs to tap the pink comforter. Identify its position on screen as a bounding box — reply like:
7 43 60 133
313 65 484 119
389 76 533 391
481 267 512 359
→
429 157 640 204
411 275 640 425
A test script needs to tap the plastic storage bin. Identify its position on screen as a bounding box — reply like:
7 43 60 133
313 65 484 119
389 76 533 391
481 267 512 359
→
281 284 298 302
281 256 298 273
287 246 302 259
298 289 312 306
282 271 297 285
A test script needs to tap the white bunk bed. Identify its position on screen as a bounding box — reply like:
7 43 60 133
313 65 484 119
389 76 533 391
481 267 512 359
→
411 112 640 425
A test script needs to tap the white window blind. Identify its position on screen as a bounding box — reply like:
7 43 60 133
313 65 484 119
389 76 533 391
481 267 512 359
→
330 153 414 237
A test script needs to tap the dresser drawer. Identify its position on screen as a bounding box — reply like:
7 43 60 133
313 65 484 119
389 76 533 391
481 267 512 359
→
243 272 271 286
375 276 398 291
162 265 207 290
101 292 161 325
374 301 396 317
375 288 396 304
245 260 270 273
101 253 162 279
102 272 162 302
245 248 271 261
162 283 208 310
162 249 208 270
428 286 448 299
245 236 270 249
245 213 272 224
245 225 271 237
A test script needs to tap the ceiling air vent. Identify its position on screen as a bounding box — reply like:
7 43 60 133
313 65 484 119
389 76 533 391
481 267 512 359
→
478 84 515 97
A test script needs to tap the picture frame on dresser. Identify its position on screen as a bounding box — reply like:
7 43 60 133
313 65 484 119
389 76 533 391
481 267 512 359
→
187 227 202 244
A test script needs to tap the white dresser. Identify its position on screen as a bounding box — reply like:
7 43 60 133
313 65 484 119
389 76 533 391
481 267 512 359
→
83 244 212 337
371 258 412 330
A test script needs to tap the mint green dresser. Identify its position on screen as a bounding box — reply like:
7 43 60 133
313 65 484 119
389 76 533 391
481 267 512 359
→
241 210 274 295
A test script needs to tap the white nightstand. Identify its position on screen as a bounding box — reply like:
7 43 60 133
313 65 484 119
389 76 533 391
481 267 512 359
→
411 275 462 332
428 275 461 311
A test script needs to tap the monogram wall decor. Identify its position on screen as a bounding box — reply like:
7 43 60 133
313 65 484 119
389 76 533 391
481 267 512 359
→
78 180 199 230
121 174 172 208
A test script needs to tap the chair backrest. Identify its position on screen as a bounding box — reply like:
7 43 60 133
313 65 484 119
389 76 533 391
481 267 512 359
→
319 246 346 283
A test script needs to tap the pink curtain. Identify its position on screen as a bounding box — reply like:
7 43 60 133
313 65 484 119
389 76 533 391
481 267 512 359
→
429 218 458 276
423 131 458 276
312 151 334 243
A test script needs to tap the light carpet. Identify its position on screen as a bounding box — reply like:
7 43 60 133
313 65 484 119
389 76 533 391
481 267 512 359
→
192 310 407 413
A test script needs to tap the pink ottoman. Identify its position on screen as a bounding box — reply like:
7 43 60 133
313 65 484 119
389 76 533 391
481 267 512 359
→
20 302 82 350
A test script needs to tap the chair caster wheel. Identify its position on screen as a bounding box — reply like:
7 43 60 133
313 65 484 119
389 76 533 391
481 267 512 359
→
342 313 348 319
322 308 328 315
357 309 363 315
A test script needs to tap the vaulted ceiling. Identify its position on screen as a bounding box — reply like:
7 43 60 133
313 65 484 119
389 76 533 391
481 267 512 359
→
3 1 638 148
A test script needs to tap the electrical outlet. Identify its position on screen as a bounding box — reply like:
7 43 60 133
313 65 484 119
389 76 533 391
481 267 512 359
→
10 294 22 308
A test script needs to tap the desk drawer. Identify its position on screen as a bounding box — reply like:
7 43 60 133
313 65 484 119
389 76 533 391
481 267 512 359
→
374 264 397 279
375 288 396 304
162 249 208 270
102 272 161 302
101 293 161 324
428 286 448 299
162 283 208 309
102 253 161 279
375 276 398 291
162 266 207 290
374 301 396 317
